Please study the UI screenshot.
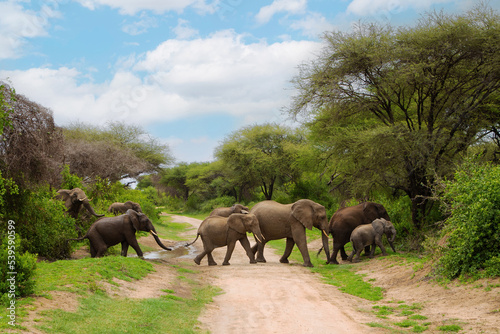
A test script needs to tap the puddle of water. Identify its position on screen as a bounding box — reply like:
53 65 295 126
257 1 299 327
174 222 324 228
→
142 242 198 260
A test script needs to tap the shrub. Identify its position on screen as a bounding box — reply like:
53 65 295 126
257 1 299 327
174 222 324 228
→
437 161 500 279
0 233 37 303
199 196 238 213
7 188 76 259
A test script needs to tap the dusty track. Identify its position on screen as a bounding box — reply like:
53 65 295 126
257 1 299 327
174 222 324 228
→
172 215 383 334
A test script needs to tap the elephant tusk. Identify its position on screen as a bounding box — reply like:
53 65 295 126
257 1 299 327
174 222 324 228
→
79 196 88 202
322 230 329 238
150 230 158 236
255 235 262 243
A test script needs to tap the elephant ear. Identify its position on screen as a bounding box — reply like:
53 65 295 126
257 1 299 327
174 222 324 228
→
227 215 246 234
126 209 141 231
372 219 386 235
291 200 314 230
56 189 73 208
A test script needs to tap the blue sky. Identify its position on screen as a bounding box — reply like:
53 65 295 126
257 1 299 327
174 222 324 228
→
1 0 495 163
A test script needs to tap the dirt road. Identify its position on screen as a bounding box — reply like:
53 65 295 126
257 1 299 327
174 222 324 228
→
171 215 383 334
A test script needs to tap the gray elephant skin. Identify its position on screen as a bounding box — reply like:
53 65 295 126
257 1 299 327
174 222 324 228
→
108 201 142 215
69 209 172 258
56 188 104 219
347 218 396 263
209 203 249 217
186 213 264 266
327 201 390 264
250 199 329 268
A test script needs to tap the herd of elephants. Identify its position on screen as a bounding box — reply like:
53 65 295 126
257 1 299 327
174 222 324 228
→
57 187 397 266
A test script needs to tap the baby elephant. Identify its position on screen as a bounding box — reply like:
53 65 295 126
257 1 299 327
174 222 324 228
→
347 218 396 263
209 203 249 217
108 201 142 215
186 213 264 266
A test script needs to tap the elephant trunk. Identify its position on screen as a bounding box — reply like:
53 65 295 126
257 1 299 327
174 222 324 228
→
150 230 172 251
388 233 396 253
321 231 330 263
82 201 105 217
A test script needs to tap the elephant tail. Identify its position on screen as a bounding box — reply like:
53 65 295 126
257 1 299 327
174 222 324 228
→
184 234 200 247
316 246 324 257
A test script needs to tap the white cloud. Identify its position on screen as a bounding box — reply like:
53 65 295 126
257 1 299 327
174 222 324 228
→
173 19 199 39
1 30 321 162
74 0 216 15
256 0 308 24
0 2 60 59
289 12 335 38
346 0 451 16
122 13 158 35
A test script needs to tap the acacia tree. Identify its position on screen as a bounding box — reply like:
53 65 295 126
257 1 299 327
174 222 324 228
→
63 122 173 183
0 82 64 187
288 6 500 228
215 123 306 200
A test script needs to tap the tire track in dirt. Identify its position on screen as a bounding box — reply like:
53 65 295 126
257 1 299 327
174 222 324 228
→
169 215 382 334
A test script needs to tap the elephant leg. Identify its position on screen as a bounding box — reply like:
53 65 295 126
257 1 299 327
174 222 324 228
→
340 245 349 260
376 240 387 256
206 251 217 266
239 237 257 264
121 241 129 257
194 251 207 265
346 249 355 262
223 240 236 265
127 237 144 259
291 224 313 267
89 235 107 258
353 248 363 263
255 241 267 263
363 245 371 256
280 238 295 264
89 243 97 258
329 246 339 264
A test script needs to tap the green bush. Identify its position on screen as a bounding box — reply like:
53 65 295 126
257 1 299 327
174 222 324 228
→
0 234 37 303
9 188 77 259
437 161 500 279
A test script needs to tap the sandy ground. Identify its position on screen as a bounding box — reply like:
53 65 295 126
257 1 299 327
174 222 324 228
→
14 214 500 333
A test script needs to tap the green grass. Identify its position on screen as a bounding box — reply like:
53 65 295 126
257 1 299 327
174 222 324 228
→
156 215 196 241
4 214 220 333
35 256 155 295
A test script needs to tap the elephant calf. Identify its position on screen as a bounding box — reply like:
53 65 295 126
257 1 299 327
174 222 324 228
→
186 213 264 266
209 203 249 217
69 209 172 258
347 218 396 263
108 201 142 215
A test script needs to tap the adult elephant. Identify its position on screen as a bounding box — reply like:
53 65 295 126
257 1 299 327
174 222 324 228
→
186 213 264 266
56 188 104 219
108 201 142 215
209 203 249 217
250 199 329 267
327 201 390 264
69 209 172 258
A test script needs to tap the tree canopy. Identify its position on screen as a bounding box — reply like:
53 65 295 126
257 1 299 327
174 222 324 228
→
288 6 500 227
215 123 307 200
63 122 174 183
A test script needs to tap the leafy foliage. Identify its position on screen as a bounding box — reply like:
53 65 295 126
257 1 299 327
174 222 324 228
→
0 234 37 303
288 6 500 228
215 123 307 200
437 161 500 278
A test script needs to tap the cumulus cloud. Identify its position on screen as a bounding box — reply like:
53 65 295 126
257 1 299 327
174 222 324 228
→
2 30 321 128
74 0 216 15
173 19 199 39
256 0 307 24
0 2 60 59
